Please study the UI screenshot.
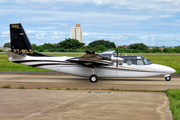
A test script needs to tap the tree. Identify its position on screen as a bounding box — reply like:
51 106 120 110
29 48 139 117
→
41 43 55 49
129 43 149 53
57 38 84 49
32 44 39 50
3 42 11 48
88 40 116 49
0 49 4 52
152 47 162 53
174 46 180 53
94 45 107 52
163 48 174 53
39 47 44 52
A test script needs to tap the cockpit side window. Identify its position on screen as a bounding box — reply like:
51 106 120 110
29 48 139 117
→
137 60 144 65
143 58 152 65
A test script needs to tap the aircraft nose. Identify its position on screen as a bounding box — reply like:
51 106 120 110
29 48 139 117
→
162 66 176 74
154 64 176 74
169 68 176 74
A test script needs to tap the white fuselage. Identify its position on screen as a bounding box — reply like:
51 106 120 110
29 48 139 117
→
10 55 176 78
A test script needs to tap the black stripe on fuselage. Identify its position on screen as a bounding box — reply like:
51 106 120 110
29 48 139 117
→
30 63 78 67
12 60 77 67
13 60 69 64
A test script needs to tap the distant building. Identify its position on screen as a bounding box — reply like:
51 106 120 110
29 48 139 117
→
71 24 83 43
123 45 129 49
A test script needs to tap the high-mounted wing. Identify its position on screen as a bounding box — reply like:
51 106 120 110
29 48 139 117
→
67 50 123 67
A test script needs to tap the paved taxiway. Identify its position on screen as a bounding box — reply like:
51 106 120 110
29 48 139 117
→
0 74 179 120
0 74 179 90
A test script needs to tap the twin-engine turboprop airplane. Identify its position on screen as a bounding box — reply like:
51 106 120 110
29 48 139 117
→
6 23 176 83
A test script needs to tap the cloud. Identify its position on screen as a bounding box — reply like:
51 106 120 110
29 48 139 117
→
83 32 90 36
2 31 10 35
26 30 35 34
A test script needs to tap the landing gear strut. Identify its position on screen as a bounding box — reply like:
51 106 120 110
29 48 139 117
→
89 67 98 83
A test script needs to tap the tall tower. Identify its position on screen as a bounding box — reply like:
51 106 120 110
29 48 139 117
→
71 24 83 43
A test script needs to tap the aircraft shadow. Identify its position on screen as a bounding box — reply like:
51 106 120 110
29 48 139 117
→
42 77 164 82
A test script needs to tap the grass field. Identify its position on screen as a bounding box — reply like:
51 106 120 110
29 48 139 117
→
0 53 179 74
166 89 180 120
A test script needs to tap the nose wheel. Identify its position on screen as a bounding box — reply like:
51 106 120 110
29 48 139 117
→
165 76 171 81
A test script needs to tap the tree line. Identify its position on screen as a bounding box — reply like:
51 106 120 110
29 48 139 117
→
2 38 180 53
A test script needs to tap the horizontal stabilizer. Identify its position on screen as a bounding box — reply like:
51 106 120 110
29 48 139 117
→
6 50 25 59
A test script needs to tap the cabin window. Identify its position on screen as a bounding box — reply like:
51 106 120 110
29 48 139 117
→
127 59 132 65
131 59 137 65
123 59 136 65
119 61 123 65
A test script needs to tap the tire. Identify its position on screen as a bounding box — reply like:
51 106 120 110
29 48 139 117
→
89 74 98 83
165 76 171 81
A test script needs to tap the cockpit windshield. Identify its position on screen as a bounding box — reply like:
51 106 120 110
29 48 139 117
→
143 58 152 65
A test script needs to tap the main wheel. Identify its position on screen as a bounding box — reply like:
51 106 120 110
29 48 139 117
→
89 74 98 83
165 76 171 81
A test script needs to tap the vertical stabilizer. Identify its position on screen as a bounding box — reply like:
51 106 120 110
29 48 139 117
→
9 23 49 56
10 23 34 55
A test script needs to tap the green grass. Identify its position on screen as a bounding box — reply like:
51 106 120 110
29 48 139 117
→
2 85 11 88
19 86 25 89
0 53 179 74
166 89 180 120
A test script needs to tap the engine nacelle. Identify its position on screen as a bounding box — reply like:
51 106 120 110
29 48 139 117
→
111 56 124 62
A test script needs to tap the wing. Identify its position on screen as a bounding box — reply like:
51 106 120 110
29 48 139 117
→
67 50 123 67
67 51 112 67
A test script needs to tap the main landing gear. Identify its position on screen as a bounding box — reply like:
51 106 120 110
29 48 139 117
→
164 74 171 81
89 74 98 83
89 68 98 83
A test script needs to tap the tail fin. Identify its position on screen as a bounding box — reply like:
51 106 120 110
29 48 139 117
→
9 23 49 57
10 23 34 55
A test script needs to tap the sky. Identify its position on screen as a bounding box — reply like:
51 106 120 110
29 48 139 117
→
0 0 180 47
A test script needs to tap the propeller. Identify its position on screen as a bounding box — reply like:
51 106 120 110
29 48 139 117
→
116 45 118 68
120 45 122 56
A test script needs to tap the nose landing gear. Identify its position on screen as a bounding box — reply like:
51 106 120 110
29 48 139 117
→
164 74 171 81
165 76 171 81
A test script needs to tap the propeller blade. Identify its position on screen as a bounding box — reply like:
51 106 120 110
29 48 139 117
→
116 45 118 68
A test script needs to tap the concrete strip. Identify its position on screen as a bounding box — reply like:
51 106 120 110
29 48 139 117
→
0 89 172 120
